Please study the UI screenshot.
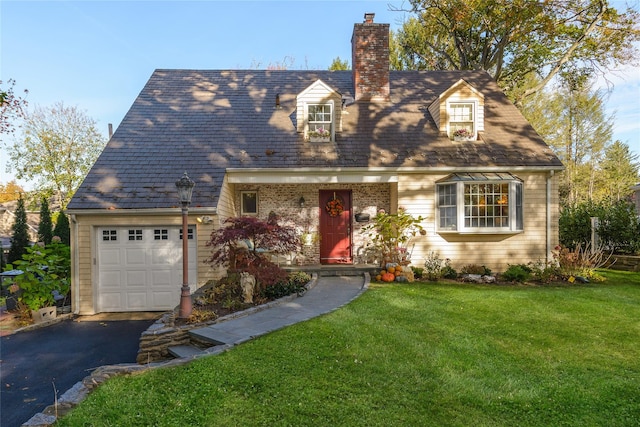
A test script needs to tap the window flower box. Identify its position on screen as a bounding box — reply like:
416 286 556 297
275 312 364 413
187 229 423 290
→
452 128 474 141
308 127 331 142
310 135 330 143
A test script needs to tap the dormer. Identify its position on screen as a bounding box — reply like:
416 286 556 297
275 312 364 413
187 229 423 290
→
428 79 485 141
296 79 343 142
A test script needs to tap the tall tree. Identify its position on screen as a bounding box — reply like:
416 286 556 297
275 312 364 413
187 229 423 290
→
600 140 640 201
0 180 25 203
7 102 106 209
7 195 30 264
53 211 70 246
328 56 350 70
0 79 28 135
524 75 614 205
37 196 53 245
391 0 640 102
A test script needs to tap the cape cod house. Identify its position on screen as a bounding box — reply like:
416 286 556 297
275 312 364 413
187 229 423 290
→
67 14 563 314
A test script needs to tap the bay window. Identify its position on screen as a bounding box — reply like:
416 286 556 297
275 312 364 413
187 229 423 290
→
436 173 523 233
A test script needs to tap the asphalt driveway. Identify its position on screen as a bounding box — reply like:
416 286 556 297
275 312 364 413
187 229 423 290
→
0 317 156 427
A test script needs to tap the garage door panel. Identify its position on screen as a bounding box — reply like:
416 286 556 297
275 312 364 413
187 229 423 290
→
150 247 176 265
99 294 123 312
126 292 149 310
151 269 174 286
100 248 121 266
99 271 122 288
124 248 147 266
151 292 175 308
97 227 196 312
125 270 148 287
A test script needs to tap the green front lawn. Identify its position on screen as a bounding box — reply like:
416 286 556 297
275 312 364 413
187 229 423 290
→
59 270 640 426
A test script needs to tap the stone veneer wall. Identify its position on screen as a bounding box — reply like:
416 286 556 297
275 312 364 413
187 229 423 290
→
234 183 391 265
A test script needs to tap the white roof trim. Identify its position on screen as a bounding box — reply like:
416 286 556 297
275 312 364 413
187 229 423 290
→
226 165 563 184
65 208 218 216
297 79 340 98
227 168 398 184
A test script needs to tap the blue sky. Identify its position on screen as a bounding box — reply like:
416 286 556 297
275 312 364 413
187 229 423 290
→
1 0 638 189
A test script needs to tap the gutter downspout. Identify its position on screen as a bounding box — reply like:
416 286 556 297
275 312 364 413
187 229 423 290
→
70 214 80 315
546 170 555 264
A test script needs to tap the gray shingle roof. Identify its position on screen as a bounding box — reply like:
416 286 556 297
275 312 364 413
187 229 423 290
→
67 69 562 211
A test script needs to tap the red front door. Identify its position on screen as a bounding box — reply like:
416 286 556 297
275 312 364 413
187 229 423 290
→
319 190 352 264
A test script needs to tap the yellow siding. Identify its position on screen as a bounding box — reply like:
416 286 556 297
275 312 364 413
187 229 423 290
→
397 171 558 272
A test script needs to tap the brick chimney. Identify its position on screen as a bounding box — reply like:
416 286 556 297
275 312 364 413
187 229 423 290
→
351 13 390 102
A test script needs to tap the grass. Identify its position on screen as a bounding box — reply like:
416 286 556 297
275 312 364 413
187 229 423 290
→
58 270 640 426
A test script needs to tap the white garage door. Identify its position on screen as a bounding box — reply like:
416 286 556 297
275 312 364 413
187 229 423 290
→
97 226 197 312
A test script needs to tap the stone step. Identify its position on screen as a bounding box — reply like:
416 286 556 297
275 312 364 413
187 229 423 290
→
167 344 205 359
318 269 375 277
282 265 376 277
188 328 231 346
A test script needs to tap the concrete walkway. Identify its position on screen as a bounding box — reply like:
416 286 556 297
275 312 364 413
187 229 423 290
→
187 274 368 351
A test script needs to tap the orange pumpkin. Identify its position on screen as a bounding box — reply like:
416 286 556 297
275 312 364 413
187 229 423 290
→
375 275 382 281
387 266 395 274
381 272 395 282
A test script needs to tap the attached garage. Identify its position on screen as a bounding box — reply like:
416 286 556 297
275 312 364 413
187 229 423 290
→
96 226 196 312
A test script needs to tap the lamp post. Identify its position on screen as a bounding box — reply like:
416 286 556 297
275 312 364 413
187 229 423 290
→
175 172 195 319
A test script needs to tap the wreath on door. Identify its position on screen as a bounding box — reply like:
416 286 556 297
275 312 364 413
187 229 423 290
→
325 193 344 217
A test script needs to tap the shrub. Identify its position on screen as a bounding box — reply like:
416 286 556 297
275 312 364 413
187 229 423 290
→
441 259 458 279
560 199 640 254
598 199 640 254
411 266 424 280
261 271 311 299
552 244 610 282
361 208 425 266
288 271 311 287
501 264 532 283
527 260 561 284
204 273 242 305
206 213 300 270
53 211 71 246
6 241 70 311
423 252 444 281
460 264 492 276
246 259 289 291
186 308 219 324
206 214 299 286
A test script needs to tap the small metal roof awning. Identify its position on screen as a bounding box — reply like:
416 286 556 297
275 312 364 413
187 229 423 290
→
436 172 521 183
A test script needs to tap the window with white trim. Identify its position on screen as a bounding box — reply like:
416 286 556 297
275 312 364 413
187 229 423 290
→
154 229 169 240
436 173 523 233
448 102 475 139
241 191 258 215
102 229 117 241
307 104 332 138
128 229 143 241
179 227 194 240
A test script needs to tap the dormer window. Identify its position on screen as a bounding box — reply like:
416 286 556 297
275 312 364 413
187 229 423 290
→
308 104 333 137
448 102 476 140
296 79 341 139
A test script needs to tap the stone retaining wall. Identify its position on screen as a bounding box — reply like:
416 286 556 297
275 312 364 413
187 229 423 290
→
136 274 318 364
606 255 640 272
136 312 197 363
